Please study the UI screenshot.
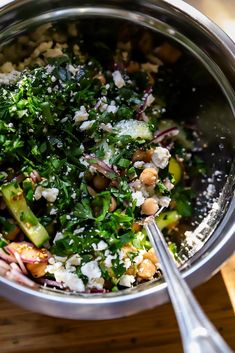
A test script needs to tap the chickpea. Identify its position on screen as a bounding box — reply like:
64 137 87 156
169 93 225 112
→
109 197 117 212
141 198 159 216
143 248 158 264
140 168 158 186
132 149 153 163
93 175 109 191
137 259 156 279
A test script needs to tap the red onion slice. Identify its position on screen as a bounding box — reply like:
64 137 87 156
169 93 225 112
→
37 278 64 289
152 127 179 144
7 269 37 288
0 248 17 263
137 87 153 119
14 251 28 274
0 259 11 271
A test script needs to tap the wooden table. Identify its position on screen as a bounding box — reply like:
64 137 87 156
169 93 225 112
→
0 258 235 353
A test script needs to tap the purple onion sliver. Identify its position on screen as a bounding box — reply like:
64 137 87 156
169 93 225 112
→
0 248 17 263
37 278 65 289
14 251 28 274
152 127 179 143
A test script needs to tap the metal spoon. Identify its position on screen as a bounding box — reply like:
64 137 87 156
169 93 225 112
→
144 213 234 353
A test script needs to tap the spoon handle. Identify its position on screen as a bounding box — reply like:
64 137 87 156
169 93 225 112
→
145 219 234 353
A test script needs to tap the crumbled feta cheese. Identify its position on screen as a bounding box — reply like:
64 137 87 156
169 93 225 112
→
48 257 55 265
74 105 89 123
98 97 108 112
133 254 143 265
42 187 59 203
88 277 105 290
45 64 54 74
112 70 125 88
81 261 101 279
67 64 79 75
50 208 57 215
34 186 44 200
53 232 64 243
159 196 171 207
100 123 113 132
0 70 21 85
164 178 174 191
54 270 85 292
104 253 117 268
152 147 171 169
79 120 95 131
74 227 85 235
67 254 81 266
119 274 135 287
65 263 76 272
133 161 145 169
46 261 63 273
92 240 108 251
123 258 132 269
54 255 68 263
106 103 118 114
132 191 145 206
146 93 155 107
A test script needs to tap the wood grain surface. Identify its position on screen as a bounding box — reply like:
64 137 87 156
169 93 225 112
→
0 271 234 353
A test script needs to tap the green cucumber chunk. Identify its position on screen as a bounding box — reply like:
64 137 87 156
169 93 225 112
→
1 181 49 247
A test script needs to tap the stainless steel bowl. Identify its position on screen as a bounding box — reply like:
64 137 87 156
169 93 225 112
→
0 0 234 320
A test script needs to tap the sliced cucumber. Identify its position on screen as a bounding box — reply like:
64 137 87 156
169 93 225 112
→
1 182 49 247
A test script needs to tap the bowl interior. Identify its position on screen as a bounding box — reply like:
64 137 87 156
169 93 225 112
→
0 3 234 301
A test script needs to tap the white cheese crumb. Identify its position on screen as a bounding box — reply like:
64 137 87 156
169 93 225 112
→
106 103 118 114
159 196 171 207
66 254 81 266
53 232 64 243
79 120 95 131
133 161 145 169
104 253 117 268
54 270 85 292
133 254 143 265
74 105 89 123
88 277 105 290
34 186 44 200
112 70 125 88
119 274 135 287
41 188 59 203
81 261 101 280
100 123 113 132
49 208 57 215
0 70 21 85
123 258 132 270
131 191 145 207
164 178 174 191
92 240 108 251
152 147 171 169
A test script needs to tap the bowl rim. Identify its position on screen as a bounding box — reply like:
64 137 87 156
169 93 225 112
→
0 0 234 318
